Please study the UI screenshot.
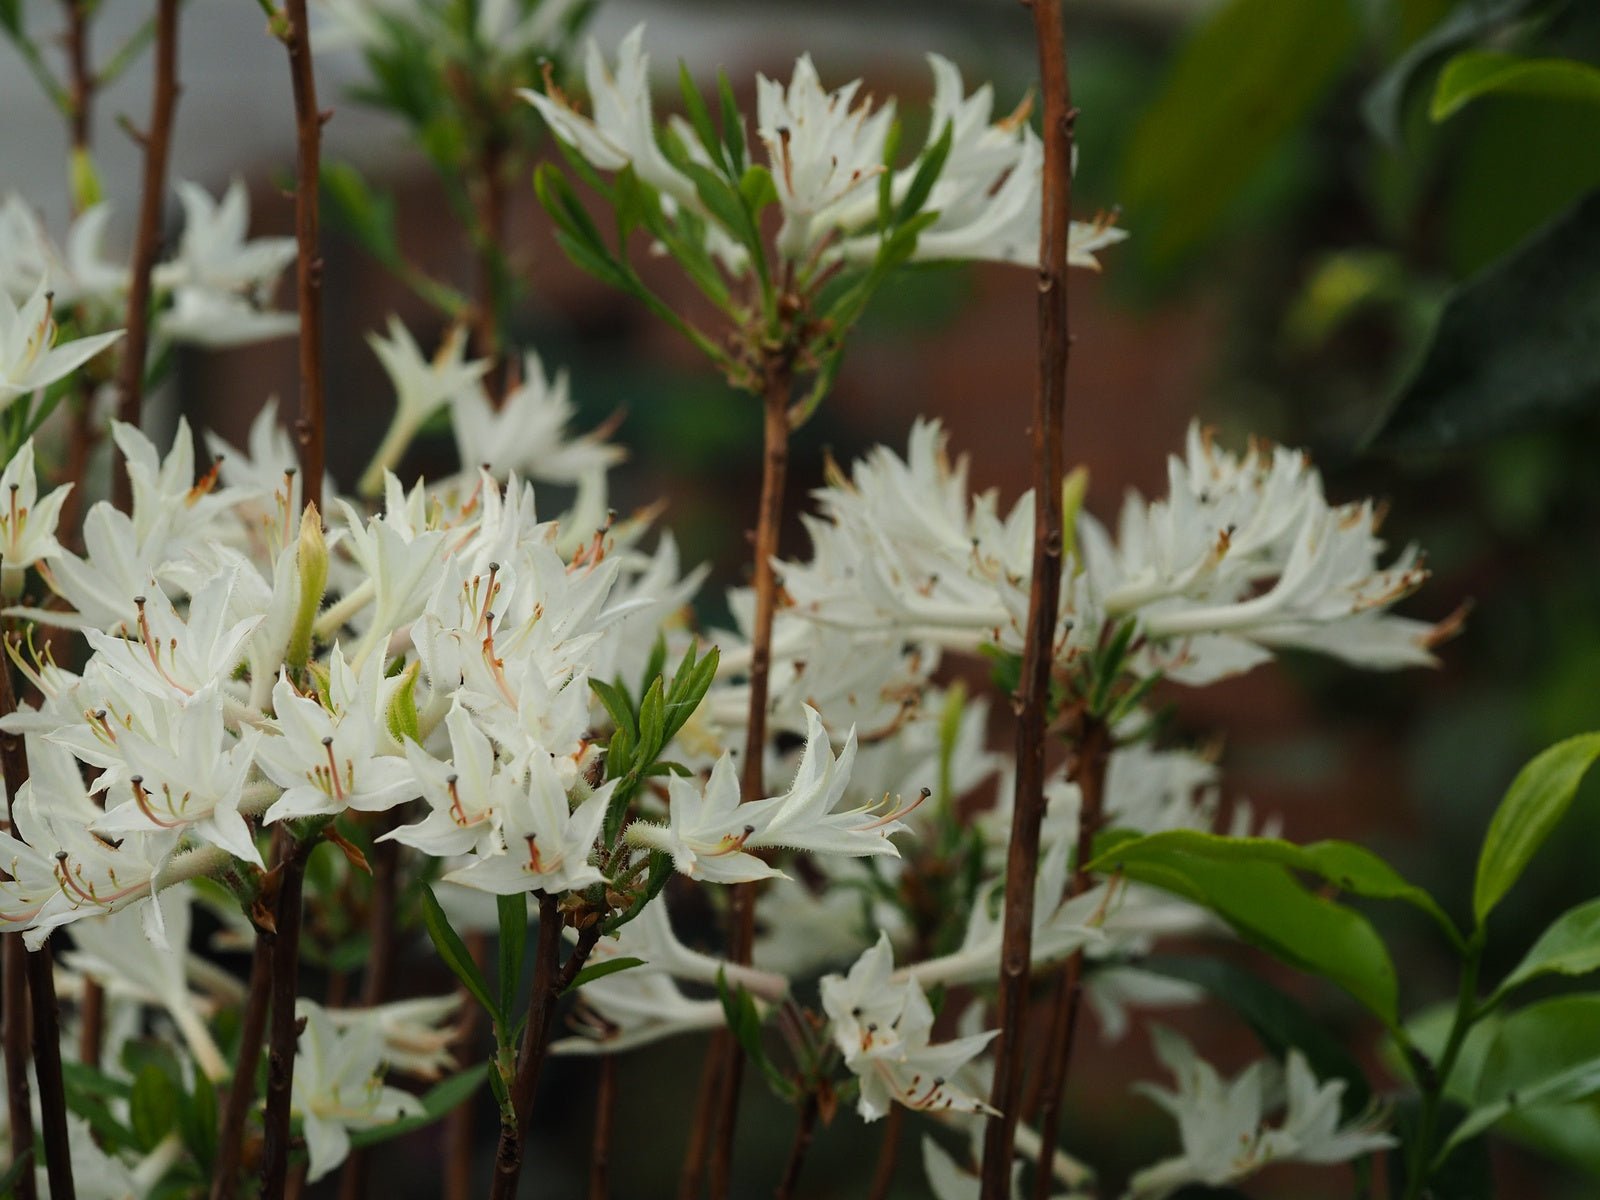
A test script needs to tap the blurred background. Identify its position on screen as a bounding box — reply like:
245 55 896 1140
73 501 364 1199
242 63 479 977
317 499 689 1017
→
6 0 1600 1195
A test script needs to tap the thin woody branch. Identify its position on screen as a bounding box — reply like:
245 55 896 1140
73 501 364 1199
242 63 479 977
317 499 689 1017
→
210 934 272 1200
279 0 327 513
259 832 314 1200
112 0 179 514
979 2 1075 1196
1029 714 1110 1200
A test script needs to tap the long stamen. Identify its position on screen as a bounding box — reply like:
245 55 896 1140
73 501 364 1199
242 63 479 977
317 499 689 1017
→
859 787 931 832
322 735 346 801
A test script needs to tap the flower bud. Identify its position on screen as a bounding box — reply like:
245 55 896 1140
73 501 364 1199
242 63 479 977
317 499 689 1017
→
286 502 327 673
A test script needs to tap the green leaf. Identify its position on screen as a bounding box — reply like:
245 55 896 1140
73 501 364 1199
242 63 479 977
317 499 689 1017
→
562 956 646 995
717 71 748 174
130 1063 180 1152
321 162 400 264
1433 51 1600 121
1474 732 1600 925
346 1065 487 1149
496 894 528 1023
1494 896 1600 1002
1094 829 1461 948
894 120 953 227
1361 0 1542 147
678 62 728 173
589 677 637 741
177 1069 218 1168
0 1149 33 1199
1120 0 1357 264
637 677 666 761
1148 956 1372 1117
1090 837 1400 1022
420 885 498 1022
1370 191 1600 451
1441 995 1600 1160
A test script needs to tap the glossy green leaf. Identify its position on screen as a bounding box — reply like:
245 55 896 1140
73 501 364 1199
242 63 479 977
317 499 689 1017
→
1474 732 1600 924
563 956 646 995
1441 995 1600 1159
1372 190 1600 450
1120 0 1357 263
1433 51 1600 121
1090 837 1399 1022
1096 828 1460 947
1495 896 1600 1001
1362 0 1543 146
346 1065 487 1149
678 62 727 172
420 885 498 1022
130 1064 180 1153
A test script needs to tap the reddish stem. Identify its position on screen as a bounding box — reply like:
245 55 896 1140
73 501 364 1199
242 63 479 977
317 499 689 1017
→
978 2 1074 1196
112 0 179 513
211 932 273 1200
281 0 327 512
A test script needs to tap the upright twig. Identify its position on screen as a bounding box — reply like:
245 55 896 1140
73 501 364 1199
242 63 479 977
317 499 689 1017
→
276 0 327 512
490 896 603 1198
2 936 37 1200
589 1056 616 1200
111 0 179 513
704 349 795 1200
979 2 1074 1196
211 933 273 1200
772 1090 821 1200
676 1030 724 1200
0 652 74 1200
866 1105 905 1200
260 834 314 1200
1028 714 1110 1200
61 0 92 149
445 931 489 1200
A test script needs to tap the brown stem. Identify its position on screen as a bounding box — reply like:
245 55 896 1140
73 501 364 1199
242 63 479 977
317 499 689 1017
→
25 945 75 1200
1029 715 1110 1200
280 0 327 513
978 3 1074 1197
0 656 72 1199
61 0 92 152
772 1090 820 1200
489 897 603 1199
866 1104 904 1200
705 353 793 1200
211 932 274 1200
676 1031 724 1200
111 0 179 514
2 937 37 1200
77 976 103 1069
444 931 489 1200
260 835 314 1200
588 1056 616 1200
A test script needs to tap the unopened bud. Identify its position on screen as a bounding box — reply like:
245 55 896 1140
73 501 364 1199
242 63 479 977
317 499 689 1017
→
285 502 327 674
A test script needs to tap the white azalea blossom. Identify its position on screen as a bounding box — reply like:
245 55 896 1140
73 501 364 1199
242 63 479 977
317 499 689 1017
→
0 438 72 594
0 277 123 403
291 1000 425 1182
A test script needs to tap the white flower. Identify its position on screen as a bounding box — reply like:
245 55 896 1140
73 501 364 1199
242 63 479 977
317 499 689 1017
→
626 752 781 884
449 350 624 484
384 697 508 858
325 994 462 1081
84 572 261 701
552 962 726 1057
443 752 611 895
291 999 425 1182
358 318 490 495
820 933 997 1122
1126 1027 1393 1199
0 195 124 308
518 24 695 208
258 654 417 821
756 54 893 260
0 438 72 593
0 277 122 403
91 687 264 867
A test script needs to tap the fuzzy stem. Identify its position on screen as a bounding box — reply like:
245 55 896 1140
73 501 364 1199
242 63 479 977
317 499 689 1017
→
111 0 179 513
259 833 314 1199
589 1056 616 1200
210 933 273 1200
705 352 793 1200
979 2 1074 1195
1029 714 1110 1200
280 0 327 513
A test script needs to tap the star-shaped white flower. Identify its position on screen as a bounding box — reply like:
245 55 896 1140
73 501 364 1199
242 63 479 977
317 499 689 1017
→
0 277 122 403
